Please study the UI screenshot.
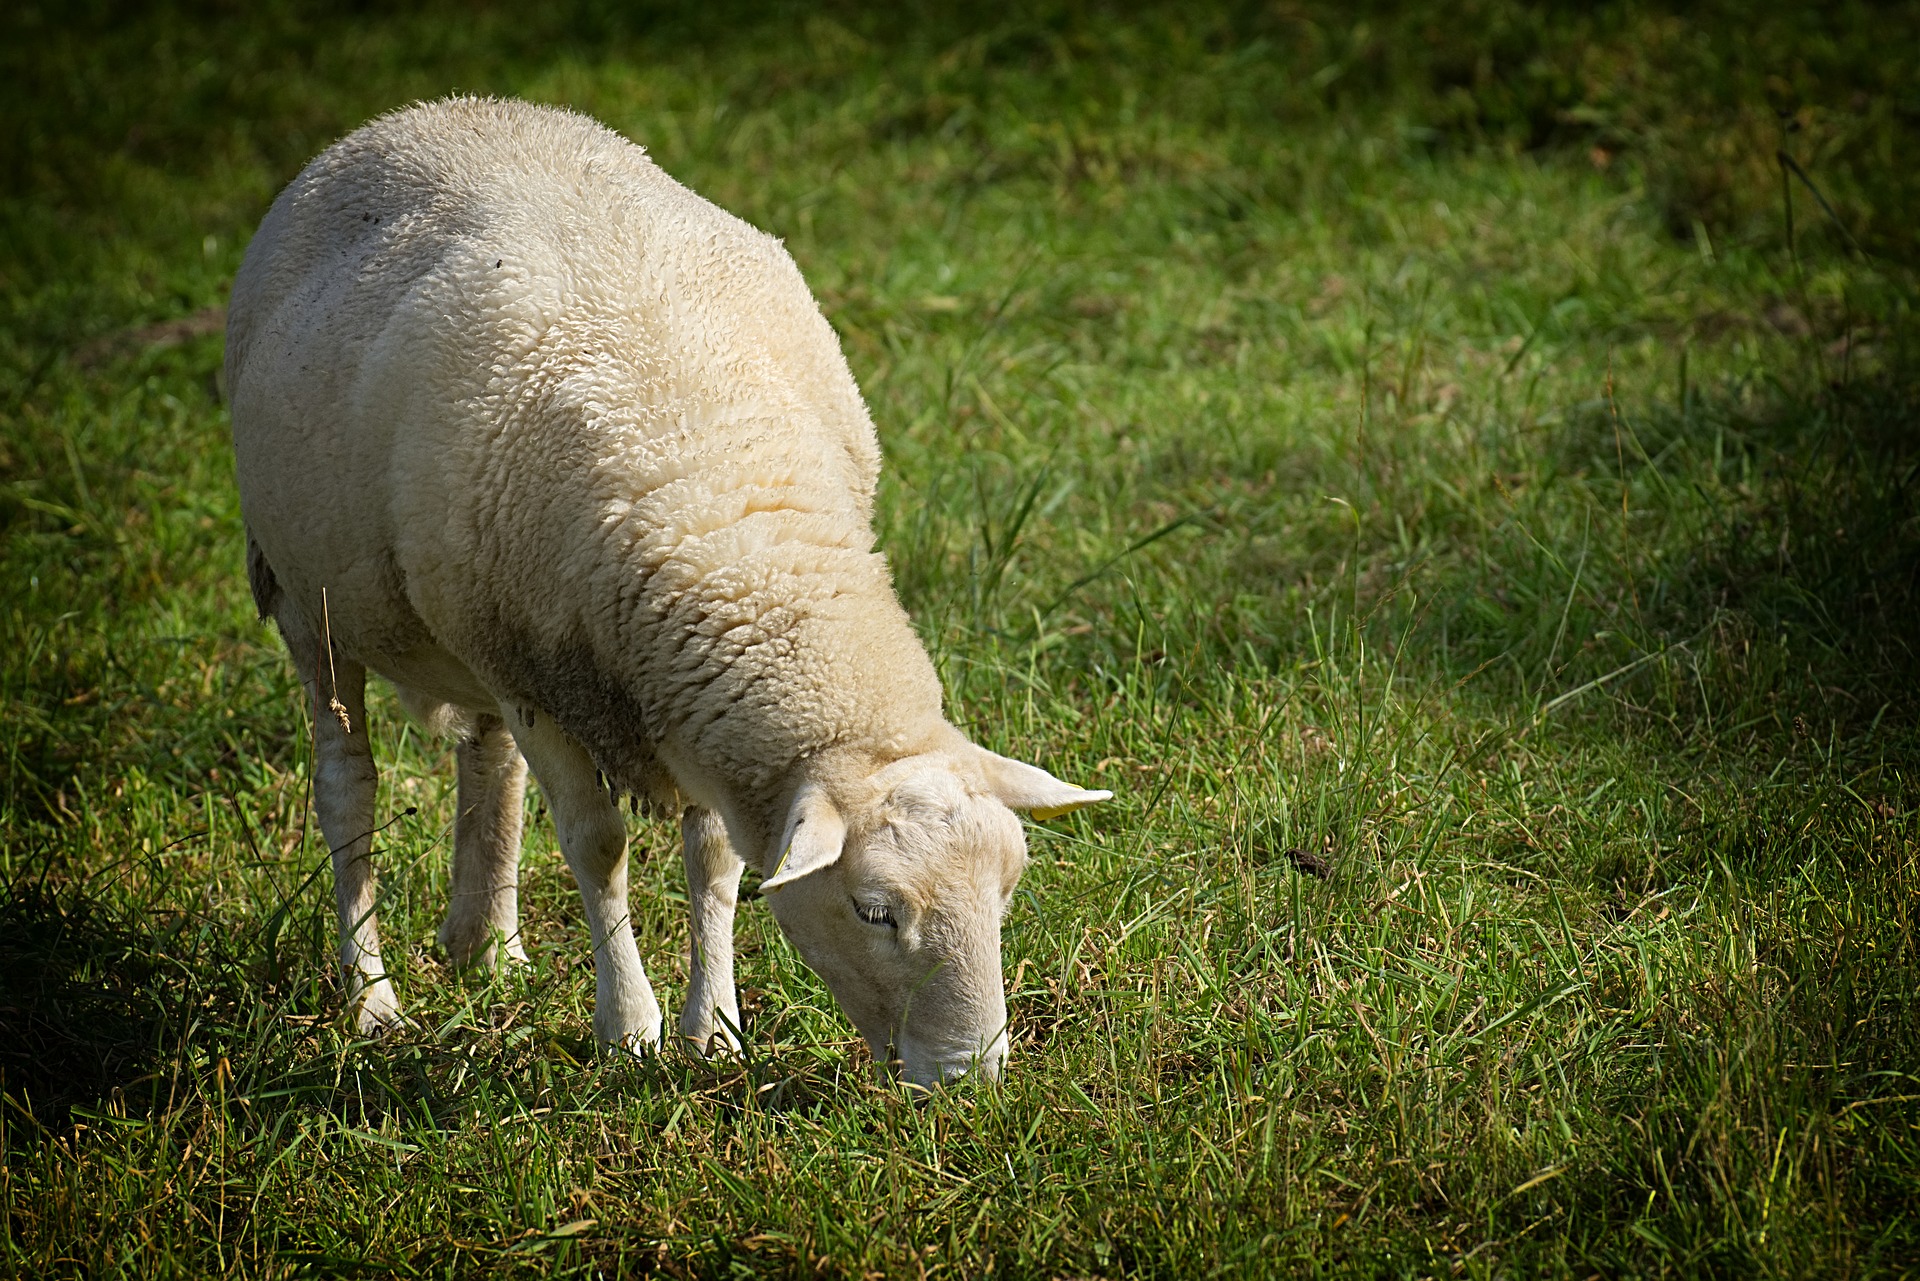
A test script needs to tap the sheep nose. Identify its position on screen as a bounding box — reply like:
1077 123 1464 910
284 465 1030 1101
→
937 1034 1007 1084
899 1033 1007 1087
913 1056 998 1088
971 1033 1008 1081
960 1053 1003 1083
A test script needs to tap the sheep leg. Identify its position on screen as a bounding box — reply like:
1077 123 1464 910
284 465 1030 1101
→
279 609 402 1033
678 806 744 1057
508 712 662 1052
438 713 529 969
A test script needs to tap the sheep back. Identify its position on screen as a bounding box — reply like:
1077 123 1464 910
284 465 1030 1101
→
229 96 945 801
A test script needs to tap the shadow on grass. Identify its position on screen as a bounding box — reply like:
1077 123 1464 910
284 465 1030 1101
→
0 875 167 1136
1643 363 1920 729
1565 359 1920 630
1396 353 1920 754
0 860 853 1160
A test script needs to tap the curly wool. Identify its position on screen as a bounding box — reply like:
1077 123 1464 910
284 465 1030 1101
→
228 97 947 822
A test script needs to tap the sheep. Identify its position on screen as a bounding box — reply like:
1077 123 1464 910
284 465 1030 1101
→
225 96 1109 1085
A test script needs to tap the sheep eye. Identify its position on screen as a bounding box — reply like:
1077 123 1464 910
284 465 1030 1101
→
853 899 896 928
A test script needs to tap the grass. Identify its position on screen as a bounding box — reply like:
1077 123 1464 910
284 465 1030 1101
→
3 1 1919 1275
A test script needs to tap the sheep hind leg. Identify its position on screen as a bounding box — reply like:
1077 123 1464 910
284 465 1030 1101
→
678 806 744 1058
508 711 662 1052
438 712 529 970
277 606 402 1034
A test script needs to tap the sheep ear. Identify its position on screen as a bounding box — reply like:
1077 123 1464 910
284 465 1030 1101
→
976 749 1112 820
760 785 848 892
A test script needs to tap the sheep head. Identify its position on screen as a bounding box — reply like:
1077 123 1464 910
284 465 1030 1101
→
759 744 1109 1087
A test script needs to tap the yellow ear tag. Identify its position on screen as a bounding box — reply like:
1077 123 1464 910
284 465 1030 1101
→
1030 803 1078 822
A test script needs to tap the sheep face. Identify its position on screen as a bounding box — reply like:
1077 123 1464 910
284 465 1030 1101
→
760 751 1108 1086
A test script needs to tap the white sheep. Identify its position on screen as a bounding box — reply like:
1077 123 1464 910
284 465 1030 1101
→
226 96 1109 1085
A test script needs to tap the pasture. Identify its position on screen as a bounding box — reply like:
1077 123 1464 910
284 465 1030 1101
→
3 1 1917 1274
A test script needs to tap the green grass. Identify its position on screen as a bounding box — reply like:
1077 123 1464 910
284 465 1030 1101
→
4 1 1919 1275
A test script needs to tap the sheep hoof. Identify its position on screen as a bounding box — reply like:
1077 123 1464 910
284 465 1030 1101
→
603 1027 663 1059
678 1015 744 1061
437 916 527 971
351 979 406 1036
599 1008 664 1058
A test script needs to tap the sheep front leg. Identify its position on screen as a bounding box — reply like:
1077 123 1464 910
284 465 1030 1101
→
279 609 402 1033
678 806 744 1057
438 713 529 969
508 712 661 1052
